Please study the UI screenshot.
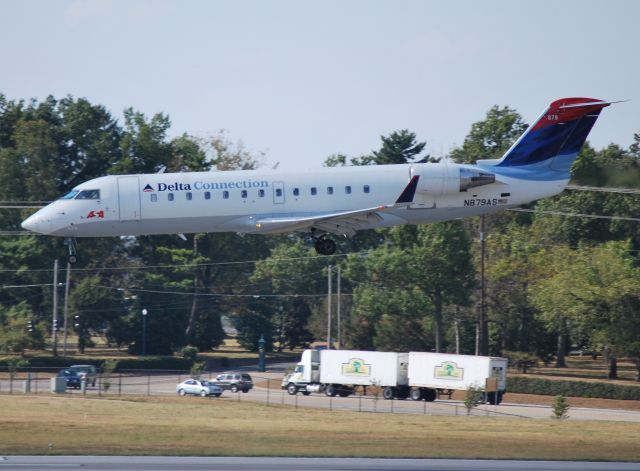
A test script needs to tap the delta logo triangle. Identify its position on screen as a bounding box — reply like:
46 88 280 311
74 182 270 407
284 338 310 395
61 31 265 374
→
142 184 154 192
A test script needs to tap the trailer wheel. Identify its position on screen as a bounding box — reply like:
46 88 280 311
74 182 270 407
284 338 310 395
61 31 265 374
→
487 391 503 405
325 384 337 397
410 388 423 401
382 387 395 400
424 388 437 402
287 383 298 395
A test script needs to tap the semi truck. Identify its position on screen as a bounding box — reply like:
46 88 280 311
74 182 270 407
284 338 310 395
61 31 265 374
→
281 349 409 399
282 349 508 403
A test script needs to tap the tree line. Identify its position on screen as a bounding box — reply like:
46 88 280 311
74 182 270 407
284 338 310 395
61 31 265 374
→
0 93 639 380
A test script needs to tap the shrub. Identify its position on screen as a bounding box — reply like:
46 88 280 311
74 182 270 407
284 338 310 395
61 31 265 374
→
551 395 570 420
464 385 484 415
508 376 640 400
181 345 199 361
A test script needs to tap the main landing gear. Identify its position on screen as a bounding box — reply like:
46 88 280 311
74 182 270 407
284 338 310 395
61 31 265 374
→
314 236 337 256
64 238 78 265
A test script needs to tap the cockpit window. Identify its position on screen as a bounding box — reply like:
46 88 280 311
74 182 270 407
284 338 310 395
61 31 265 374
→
75 189 100 200
60 190 79 200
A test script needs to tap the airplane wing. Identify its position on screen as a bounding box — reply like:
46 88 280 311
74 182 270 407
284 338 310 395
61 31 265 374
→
254 176 419 236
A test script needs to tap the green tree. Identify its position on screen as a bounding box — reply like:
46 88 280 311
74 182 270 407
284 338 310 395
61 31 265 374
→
0 301 45 353
450 106 527 164
250 242 326 350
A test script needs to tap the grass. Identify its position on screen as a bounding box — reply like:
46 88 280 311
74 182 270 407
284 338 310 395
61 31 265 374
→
1 395 640 460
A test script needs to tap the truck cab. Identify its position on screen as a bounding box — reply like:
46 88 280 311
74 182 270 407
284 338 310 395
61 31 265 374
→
281 349 320 395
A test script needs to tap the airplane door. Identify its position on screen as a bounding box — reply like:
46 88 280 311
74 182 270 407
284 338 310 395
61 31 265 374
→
273 181 285 204
118 176 141 221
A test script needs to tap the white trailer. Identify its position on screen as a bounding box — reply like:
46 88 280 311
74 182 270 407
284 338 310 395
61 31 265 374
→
407 351 508 404
282 349 409 399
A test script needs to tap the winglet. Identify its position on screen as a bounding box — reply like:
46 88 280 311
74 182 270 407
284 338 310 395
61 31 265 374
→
395 175 420 204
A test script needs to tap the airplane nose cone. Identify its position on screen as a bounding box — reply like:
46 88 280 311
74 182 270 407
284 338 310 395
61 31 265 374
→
22 214 45 234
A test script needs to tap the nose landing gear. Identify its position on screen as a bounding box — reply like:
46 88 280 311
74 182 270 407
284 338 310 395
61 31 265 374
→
64 238 78 265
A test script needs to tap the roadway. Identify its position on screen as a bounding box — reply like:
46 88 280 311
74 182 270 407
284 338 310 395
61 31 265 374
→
3 364 640 423
1 456 639 471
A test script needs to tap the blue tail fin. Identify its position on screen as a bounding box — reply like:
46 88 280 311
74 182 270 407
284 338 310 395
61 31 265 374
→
485 98 611 180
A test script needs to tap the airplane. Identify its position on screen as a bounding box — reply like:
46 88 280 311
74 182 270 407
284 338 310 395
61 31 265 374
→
21 97 615 263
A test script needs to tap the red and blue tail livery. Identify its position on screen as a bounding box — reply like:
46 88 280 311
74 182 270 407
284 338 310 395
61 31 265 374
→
485 97 614 180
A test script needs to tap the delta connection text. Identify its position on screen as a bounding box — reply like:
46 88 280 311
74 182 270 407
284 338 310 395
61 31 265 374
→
151 179 270 192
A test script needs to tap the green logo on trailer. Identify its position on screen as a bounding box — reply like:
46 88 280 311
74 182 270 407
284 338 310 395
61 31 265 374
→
434 361 464 380
341 358 371 377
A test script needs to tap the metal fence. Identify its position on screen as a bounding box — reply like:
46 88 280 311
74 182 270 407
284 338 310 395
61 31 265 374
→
0 368 512 418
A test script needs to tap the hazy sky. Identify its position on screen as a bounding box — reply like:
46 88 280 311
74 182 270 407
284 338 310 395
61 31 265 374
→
2 0 638 169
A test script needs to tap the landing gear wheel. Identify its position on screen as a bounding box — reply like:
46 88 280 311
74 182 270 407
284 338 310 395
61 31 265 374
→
314 237 337 255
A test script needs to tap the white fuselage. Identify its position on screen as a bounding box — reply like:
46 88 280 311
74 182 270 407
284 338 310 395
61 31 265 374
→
21 162 565 238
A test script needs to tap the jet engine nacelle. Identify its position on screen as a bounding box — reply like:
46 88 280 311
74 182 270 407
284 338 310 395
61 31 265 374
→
410 162 496 197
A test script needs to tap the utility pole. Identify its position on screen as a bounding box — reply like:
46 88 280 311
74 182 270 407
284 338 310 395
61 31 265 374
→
478 215 488 356
62 262 71 355
52 259 59 357
327 265 332 350
336 265 342 349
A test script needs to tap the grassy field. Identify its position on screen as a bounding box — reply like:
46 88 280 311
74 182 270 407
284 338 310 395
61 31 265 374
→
1 395 640 460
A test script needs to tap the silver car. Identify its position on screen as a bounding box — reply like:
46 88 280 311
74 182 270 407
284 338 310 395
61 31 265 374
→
176 378 223 397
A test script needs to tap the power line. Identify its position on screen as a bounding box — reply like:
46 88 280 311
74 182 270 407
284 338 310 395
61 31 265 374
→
508 208 640 222
565 185 640 195
98 285 331 298
0 252 352 273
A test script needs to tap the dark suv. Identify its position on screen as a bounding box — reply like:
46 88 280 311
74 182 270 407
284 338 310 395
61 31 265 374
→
57 368 81 389
213 373 253 393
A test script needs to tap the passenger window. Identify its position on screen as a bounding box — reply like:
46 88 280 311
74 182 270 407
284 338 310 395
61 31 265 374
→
223 191 229 199
258 189 265 197
363 185 370 194
241 190 247 198
205 191 211 200
186 192 193 200
168 193 174 201
150 194 157 202
276 188 283 197
311 187 317 196
293 188 300 197
76 189 100 200
327 187 334 195
345 185 351 194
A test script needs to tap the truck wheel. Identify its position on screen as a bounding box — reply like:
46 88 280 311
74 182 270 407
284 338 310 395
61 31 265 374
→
338 389 351 397
325 384 337 397
487 392 502 405
424 388 437 402
302 390 311 396
230 384 239 393
383 387 395 400
287 383 298 395
410 388 423 401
